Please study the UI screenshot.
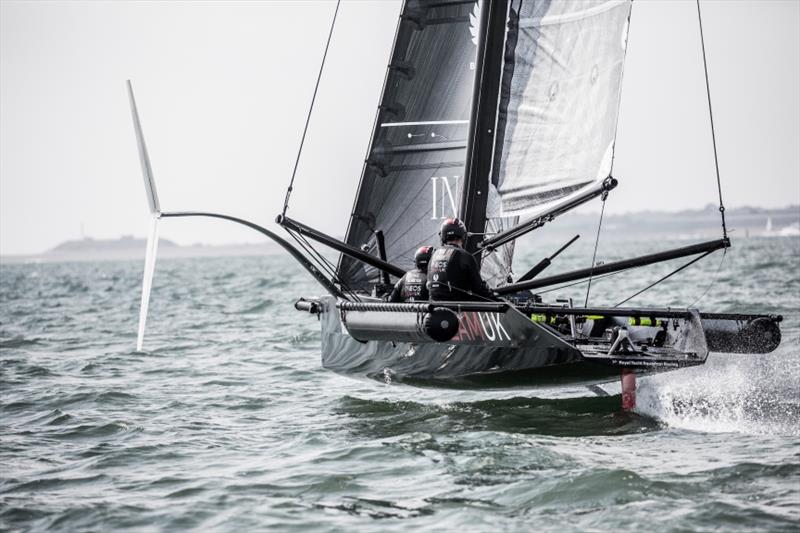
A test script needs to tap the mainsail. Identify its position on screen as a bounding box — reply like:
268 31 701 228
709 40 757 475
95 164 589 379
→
338 0 482 291
491 0 632 217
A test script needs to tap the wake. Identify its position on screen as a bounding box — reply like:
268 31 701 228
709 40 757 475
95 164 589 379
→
635 344 800 436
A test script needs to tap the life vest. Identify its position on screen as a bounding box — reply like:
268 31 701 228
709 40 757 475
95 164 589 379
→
428 246 461 299
401 269 428 301
428 245 492 301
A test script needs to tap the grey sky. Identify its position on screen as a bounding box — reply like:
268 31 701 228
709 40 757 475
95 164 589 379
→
1 0 798 255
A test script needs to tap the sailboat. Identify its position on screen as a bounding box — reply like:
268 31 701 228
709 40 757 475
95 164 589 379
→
130 0 782 409
765 216 800 237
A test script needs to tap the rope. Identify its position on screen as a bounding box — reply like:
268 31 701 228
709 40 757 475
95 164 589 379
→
696 0 728 239
687 248 727 307
292 232 337 281
614 250 713 307
285 225 360 301
281 0 341 217
440 282 499 304
286 230 336 281
536 267 635 296
583 193 608 307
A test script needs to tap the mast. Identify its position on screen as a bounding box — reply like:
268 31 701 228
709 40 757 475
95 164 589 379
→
460 0 510 255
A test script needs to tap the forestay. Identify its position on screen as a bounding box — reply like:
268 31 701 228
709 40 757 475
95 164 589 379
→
491 0 632 217
338 0 482 291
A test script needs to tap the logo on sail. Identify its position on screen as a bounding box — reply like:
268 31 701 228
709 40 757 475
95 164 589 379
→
431 176 460 220
469 0 481 46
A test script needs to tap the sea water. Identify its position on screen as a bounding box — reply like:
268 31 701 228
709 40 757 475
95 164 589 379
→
1 236 798 531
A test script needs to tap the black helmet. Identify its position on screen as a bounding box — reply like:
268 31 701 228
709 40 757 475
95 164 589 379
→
439 217 467 244
414 245 433 269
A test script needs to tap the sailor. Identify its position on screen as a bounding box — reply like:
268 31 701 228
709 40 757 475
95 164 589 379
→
428 218 493 301
386 246 433 302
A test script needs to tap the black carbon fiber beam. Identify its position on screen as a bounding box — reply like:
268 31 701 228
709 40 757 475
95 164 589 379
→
161 211 344 299
480 177 617 251
460 0 510 256
496 238 730 295
520 304 778 322
277 215 405 278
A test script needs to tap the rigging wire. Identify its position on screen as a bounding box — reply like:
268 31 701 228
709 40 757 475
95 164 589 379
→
696 0 728 239
286 227 360 301
291 231 337 281
613 250 714 307
286 230 336 280
281 0 341 217
583 193 608 307
687 248 727 308
443 283 501 304
536 265 636 296
304 242 360 302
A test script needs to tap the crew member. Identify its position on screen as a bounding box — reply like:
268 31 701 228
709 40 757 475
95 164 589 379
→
387 246 433 302
427 218 493 301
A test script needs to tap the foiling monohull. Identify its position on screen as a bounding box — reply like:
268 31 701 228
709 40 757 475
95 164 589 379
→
131 0 781 409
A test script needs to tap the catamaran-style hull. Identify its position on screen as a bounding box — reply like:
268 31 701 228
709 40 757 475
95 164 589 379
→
322 330 627 389
313 296 725 389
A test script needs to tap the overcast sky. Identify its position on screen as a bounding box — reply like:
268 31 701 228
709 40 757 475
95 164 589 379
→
1 0 798 255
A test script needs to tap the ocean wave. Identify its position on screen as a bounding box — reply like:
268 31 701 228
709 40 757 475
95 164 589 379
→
0 336 43 348
335 395 660 438
227 300 274 314
0 244 797 531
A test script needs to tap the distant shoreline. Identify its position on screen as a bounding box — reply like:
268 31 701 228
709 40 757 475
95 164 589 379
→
1 205 797 264
0 242 282 264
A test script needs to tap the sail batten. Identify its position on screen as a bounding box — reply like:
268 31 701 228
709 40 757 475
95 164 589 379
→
380 119 470 127
519 0 628 26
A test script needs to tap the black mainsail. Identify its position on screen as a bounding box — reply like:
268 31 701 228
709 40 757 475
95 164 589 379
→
338 0 484 291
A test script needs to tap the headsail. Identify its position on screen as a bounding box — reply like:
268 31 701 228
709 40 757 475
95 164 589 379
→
338 0 483 291
490 0 632 217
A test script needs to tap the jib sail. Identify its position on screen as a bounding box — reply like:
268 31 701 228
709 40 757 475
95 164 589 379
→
491 0 632 217
471 0 632 285
338 0 483 291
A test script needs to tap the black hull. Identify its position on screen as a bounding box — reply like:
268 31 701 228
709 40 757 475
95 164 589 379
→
317 297 707 389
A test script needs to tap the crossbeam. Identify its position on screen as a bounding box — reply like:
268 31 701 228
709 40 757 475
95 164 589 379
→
276 215 406 278
496 238 730 295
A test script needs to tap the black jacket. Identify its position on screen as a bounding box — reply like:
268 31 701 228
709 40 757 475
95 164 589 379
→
427 244 492 301
387 268 429 302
